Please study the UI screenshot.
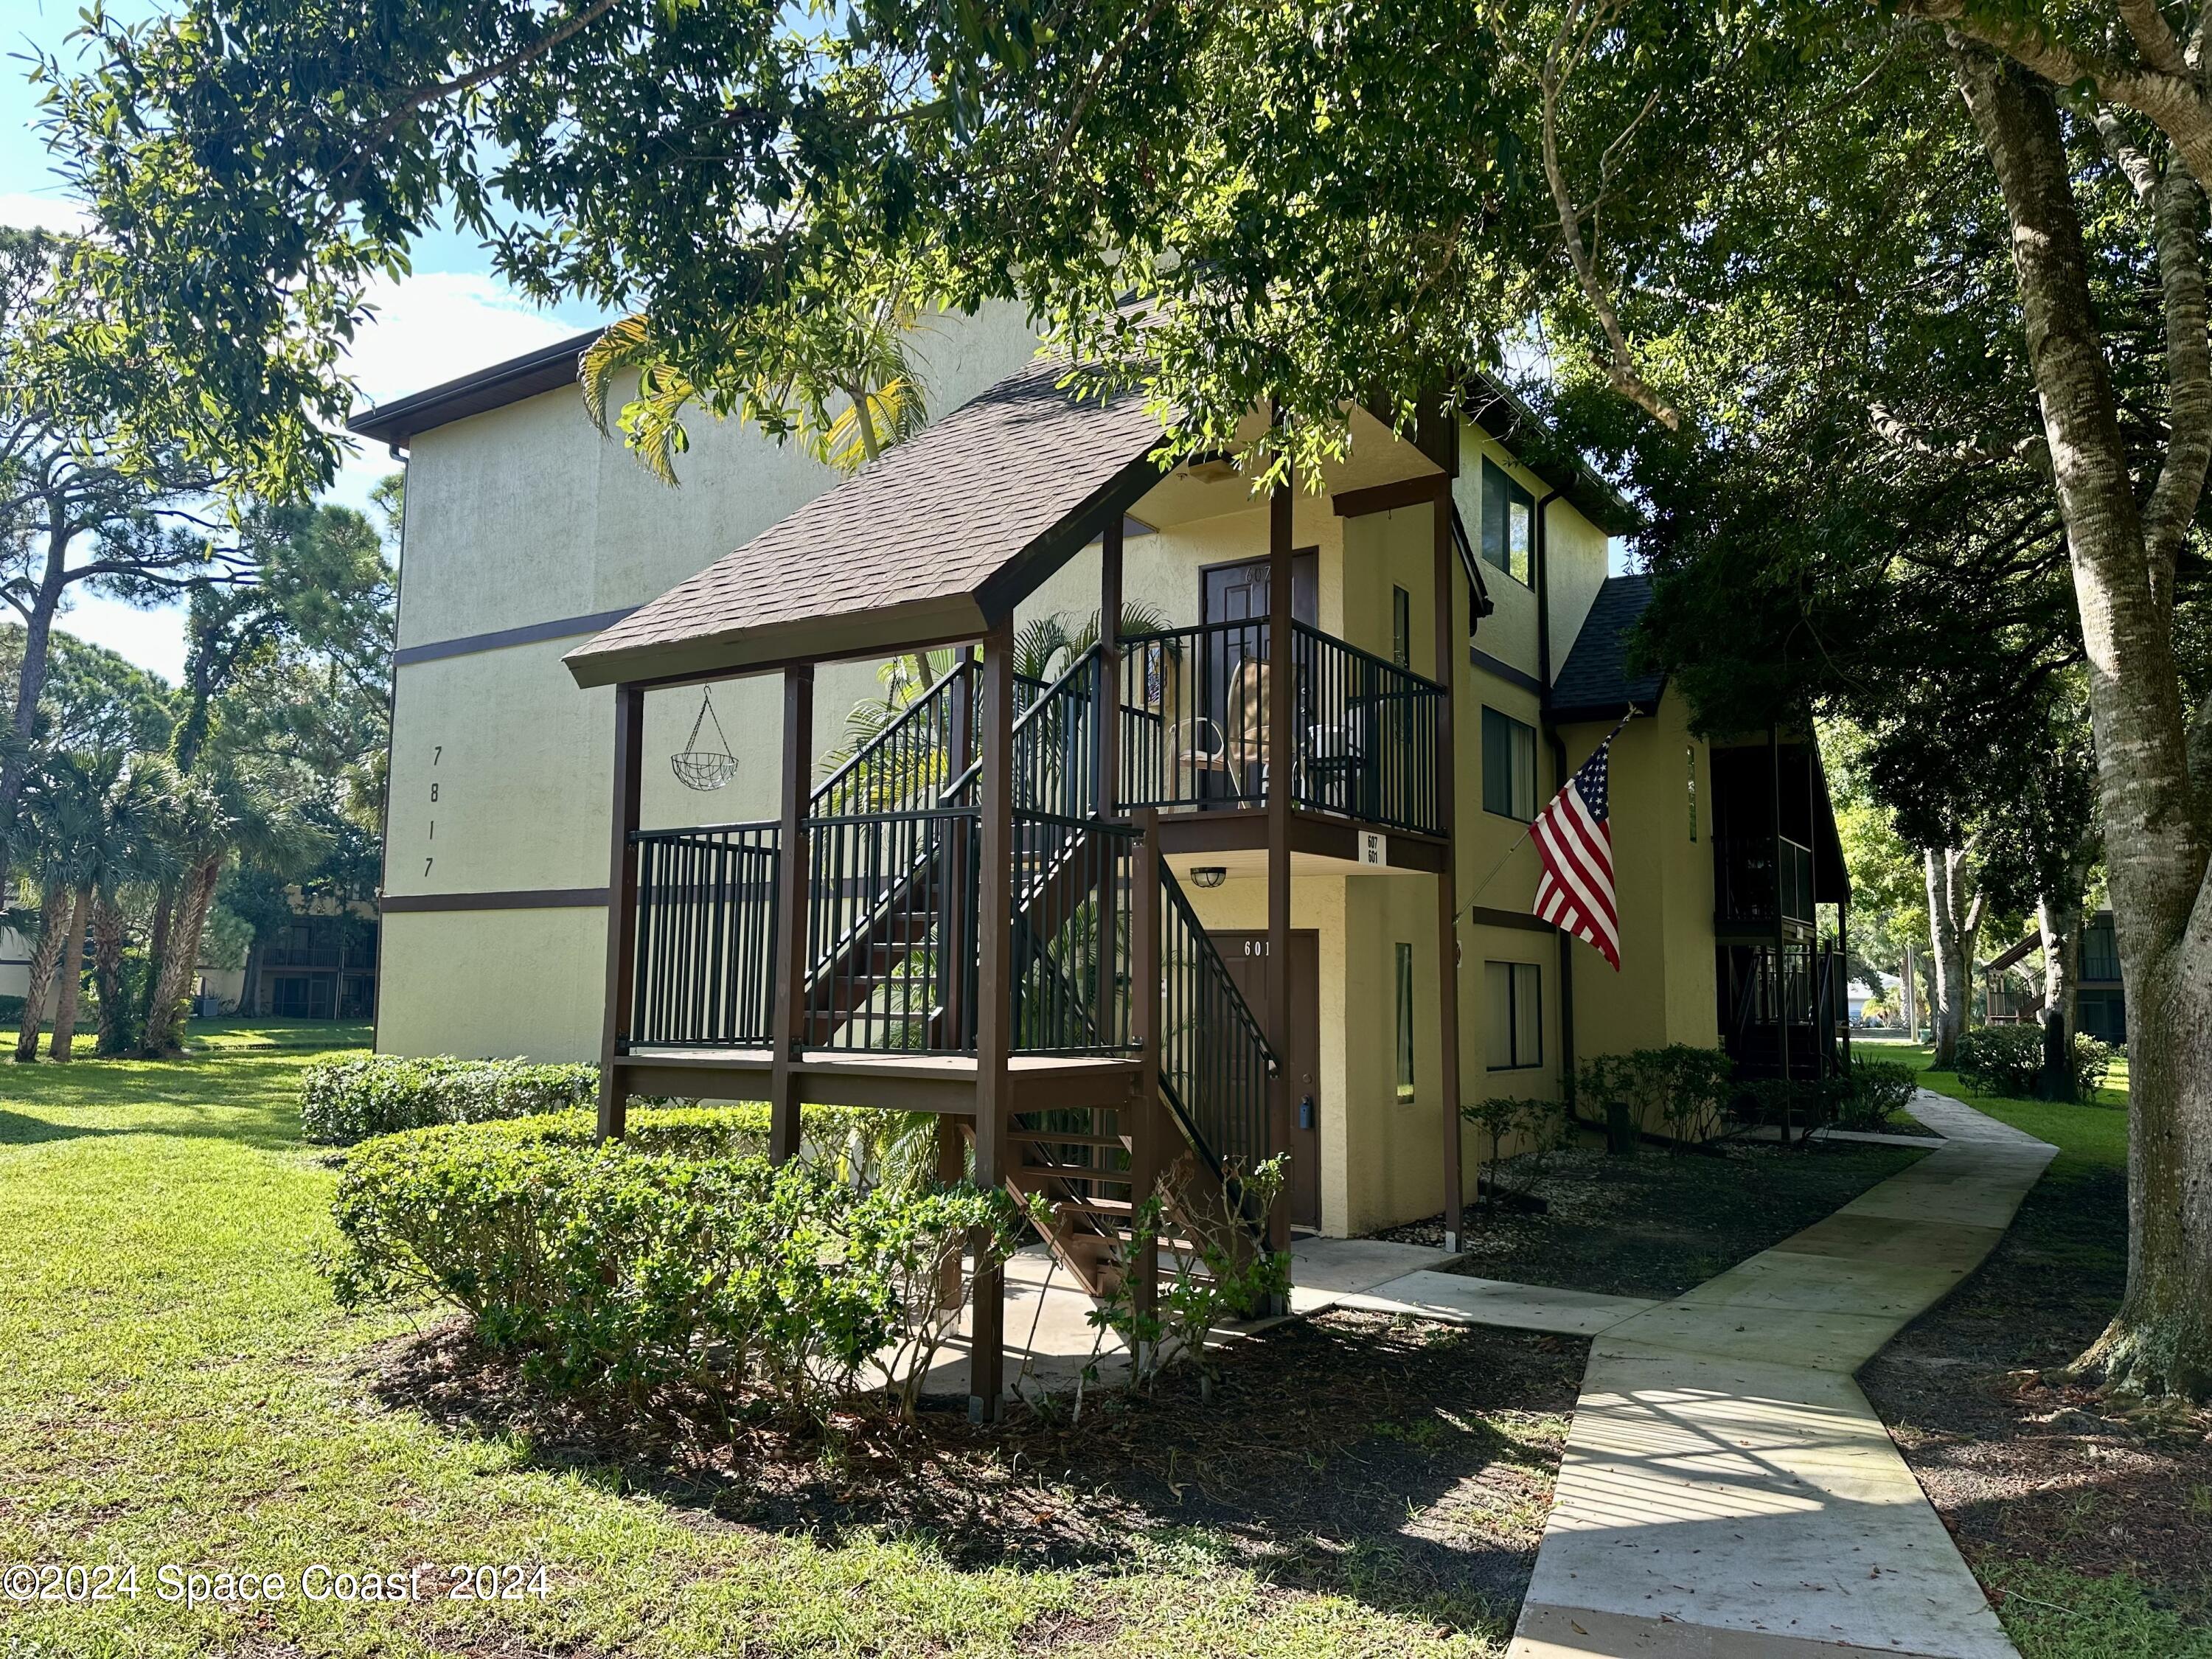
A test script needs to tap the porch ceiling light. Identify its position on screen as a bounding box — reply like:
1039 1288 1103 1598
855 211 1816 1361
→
1192 866 1228 889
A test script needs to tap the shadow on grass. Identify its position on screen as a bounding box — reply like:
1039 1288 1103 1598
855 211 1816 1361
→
0 1023 369 1154
367 1307 1582 1629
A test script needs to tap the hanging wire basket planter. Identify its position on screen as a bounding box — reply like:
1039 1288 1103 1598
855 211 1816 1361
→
671 686 741 790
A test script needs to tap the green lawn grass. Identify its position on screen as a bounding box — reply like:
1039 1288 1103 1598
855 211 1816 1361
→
1886 1040 2129 1174
0 1021 1516 1658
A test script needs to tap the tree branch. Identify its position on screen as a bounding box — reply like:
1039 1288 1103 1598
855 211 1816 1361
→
1908 0 2212 192
1537 0 1686 431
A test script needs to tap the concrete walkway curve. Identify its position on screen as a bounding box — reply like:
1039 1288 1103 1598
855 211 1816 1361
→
1506 1090 2057 1659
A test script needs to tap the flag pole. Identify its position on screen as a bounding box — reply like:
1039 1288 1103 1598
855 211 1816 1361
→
1463 706 1638 912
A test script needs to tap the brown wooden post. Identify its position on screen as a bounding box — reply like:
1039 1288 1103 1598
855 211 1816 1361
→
597 683 644 1141
1265 465 1295 1260
1433 479 1466 1252
1127 807 1163 1348
768 667 814 1164
971 619 1015 1421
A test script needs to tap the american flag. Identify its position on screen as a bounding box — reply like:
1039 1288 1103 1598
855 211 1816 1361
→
1532 734 1621 971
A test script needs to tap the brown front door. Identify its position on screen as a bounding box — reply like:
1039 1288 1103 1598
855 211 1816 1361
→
1212 929 1322 1231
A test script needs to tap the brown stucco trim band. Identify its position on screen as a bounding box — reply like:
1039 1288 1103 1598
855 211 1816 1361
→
1470 647 1545 697
380 888 611 913
1467 905 1557 934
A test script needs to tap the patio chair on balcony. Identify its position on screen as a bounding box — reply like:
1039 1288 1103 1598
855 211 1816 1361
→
1304 703 1372 818
1220 657 1271 799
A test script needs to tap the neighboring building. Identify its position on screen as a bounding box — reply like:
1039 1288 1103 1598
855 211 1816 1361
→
243 908 380 1020
1983 909 2125 1044
354 331 1848 1413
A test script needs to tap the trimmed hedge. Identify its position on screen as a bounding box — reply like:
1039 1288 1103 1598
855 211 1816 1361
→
454 1102 888 1169
1578 1045 1736 1149
1954 1025 2114 1101
299 1055 597 1144
324 1121 1029 1425
1839 1058 1921 1130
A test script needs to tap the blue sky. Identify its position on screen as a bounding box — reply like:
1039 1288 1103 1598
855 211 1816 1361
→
1 1 604 681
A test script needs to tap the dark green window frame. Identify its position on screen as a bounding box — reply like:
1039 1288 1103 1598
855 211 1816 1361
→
1395 942 1416 1103
1485 961 1543 1071
1480 457 1535 587
1482 706 1539 820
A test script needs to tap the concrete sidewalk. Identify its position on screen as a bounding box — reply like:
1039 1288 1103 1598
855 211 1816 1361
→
1509 1090 2056 1659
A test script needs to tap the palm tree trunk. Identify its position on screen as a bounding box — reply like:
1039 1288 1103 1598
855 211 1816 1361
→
14 877 65 1063
91 895 129 1057
139 880 176 1043
141 855 220 1058
46 886 93 1062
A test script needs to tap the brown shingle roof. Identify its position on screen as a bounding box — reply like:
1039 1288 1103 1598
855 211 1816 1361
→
564 360 1164 687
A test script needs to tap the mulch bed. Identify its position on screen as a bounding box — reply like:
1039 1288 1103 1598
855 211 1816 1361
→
1375 1135 1929 1300
1861 1147 2212 1625
370 1307 1585 1624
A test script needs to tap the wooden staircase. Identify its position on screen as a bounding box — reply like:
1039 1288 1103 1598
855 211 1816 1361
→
793 645 1282 1302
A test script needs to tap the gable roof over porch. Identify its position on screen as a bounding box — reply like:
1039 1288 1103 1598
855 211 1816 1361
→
564 360 1167 688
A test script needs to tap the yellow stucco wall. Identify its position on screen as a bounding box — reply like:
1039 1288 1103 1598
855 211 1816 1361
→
1558 686 1720 1060
379 307 1039 1060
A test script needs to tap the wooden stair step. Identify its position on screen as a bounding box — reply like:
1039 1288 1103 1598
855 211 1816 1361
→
1008 1130 1129 1148
1018 1162 1133 1184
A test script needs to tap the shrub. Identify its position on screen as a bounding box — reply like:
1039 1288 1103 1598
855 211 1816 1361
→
1577 1046 1736 1150
324 1119 1030 1427
1953 1026 2114 1100
457 1102 888 1168
1086 1155 1291 1400
2071 1034 2116 1098
1461 1096 1571 1202
299 1055 597 1144
1839 1059 1920 1132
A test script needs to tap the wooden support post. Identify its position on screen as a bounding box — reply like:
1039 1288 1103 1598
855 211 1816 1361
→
597 684 644 1142
1128 808 1163 1347
768 667 814 1164
1433 480 1465 1253
971 619 1015 1422
1265 466 1294 1262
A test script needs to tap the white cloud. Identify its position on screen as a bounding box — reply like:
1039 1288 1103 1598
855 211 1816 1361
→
329 270 592 520
52 591 189 686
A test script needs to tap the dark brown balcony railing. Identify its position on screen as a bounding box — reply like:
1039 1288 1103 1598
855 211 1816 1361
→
1715 835 1815 928
1115 619 1444 837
